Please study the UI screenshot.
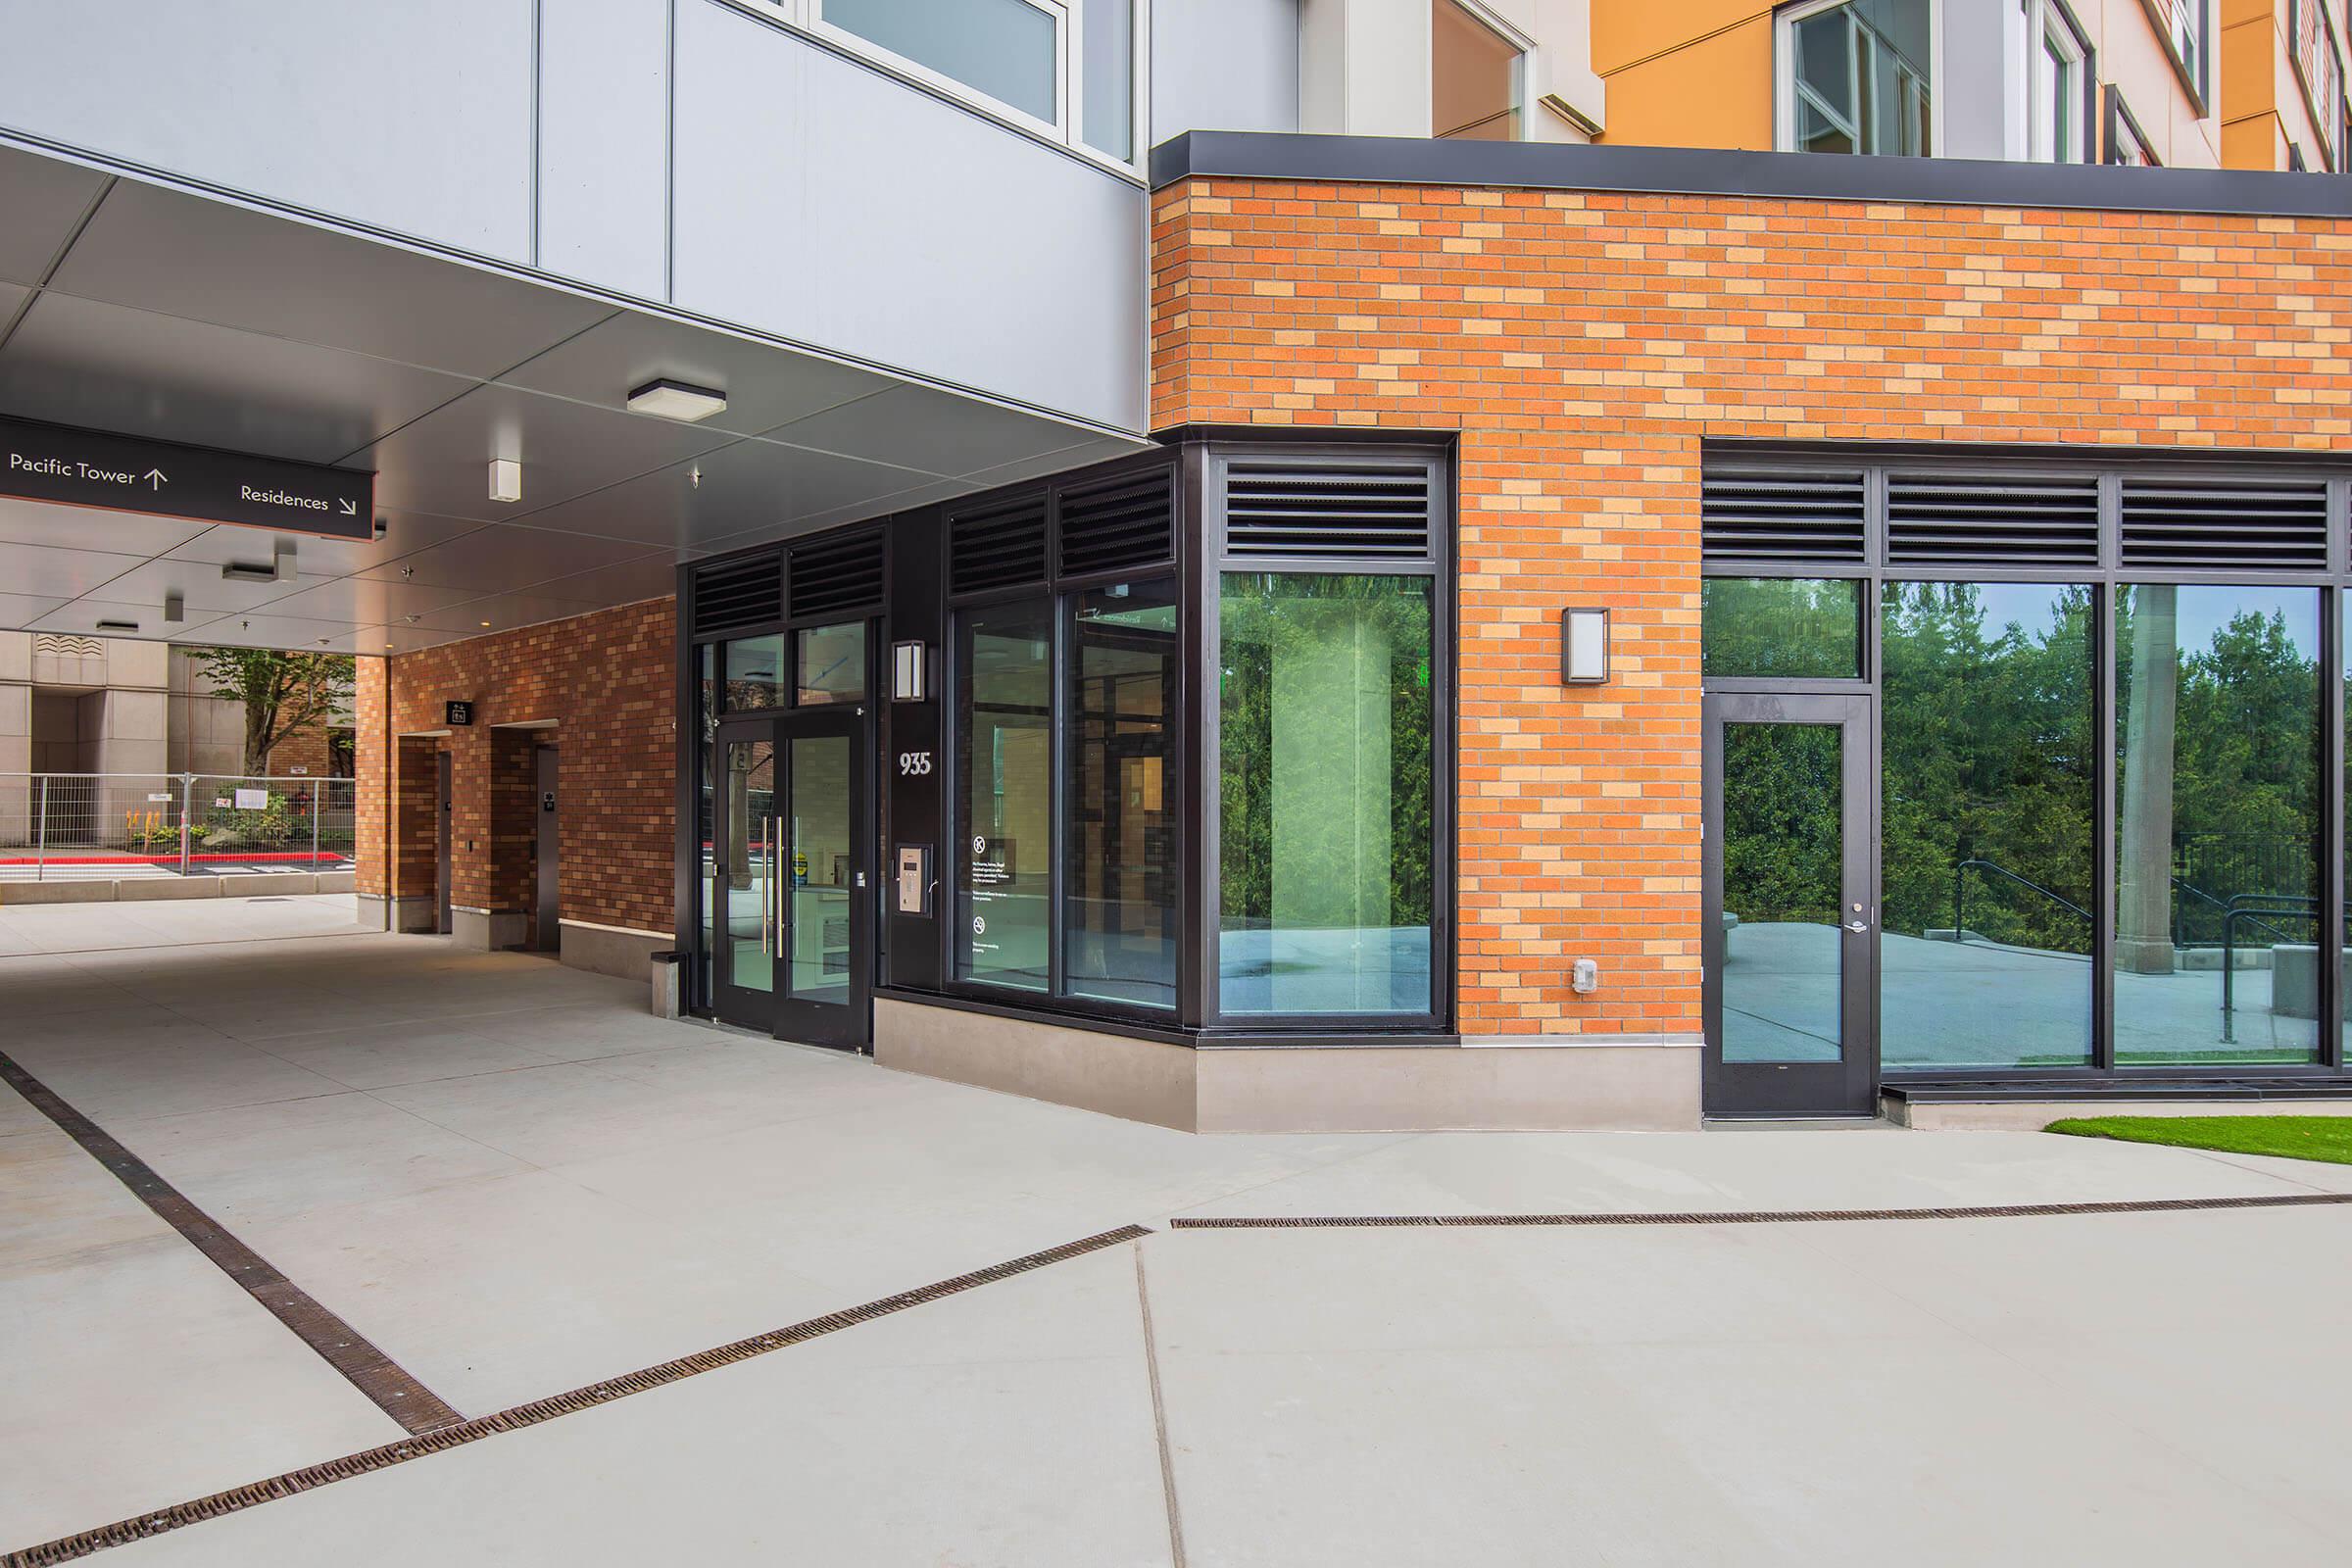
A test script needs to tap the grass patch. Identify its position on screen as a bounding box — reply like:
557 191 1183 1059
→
2045 1115 2352 1166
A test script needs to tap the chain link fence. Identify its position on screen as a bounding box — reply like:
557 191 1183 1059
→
0 773 356 882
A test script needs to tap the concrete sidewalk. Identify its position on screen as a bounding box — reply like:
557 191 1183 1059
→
4 914 2349 1563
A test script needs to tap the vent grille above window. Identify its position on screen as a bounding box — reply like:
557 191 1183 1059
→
1886 474 2100 566
2120 478 2330 569
1223 461 1434 560
692 556 782 637
1700 469 1867 563
950 491 1050 596
1057 467 1175 578
788 528 885 620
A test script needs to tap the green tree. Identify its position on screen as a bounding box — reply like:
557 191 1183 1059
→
180 647 356 776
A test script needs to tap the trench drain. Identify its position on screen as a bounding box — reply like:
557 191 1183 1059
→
3 1225 1152 1566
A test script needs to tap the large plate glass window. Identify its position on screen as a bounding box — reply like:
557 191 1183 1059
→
1064 581 1179 1007
1881 582 2095 1070
1218 573 1438 1016
2112 585 2322 1066
1781 0 1934 157
956 598 1054 992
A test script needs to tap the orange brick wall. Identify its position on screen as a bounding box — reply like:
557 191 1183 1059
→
1152 178 2352 1039
356 598 676 936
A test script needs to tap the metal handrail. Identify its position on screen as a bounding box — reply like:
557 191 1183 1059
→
1951 858 2090 946
2218 894 2335 1044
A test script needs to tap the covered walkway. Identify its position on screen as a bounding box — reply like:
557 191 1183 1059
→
5 916 2351 1564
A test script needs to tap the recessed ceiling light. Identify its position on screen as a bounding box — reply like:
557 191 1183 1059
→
626 378 727 422
479 620 492 628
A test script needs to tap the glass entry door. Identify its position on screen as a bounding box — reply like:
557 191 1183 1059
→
1703 693 1876 1117
710 710 872 1050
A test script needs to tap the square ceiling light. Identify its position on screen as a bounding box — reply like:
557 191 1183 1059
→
626 378 728 422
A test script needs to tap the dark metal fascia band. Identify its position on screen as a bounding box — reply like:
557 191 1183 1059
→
0 1050 463 1437
1 1225 1152 1567
1168 1193 2352 1229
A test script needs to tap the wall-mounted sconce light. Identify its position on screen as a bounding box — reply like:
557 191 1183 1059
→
1560 607 1610 685
891 640 929 702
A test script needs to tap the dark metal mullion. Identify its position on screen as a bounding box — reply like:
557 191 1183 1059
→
2325 571 2346 1071
1047 477 1069 999
1192 447 1226 1025
2093 565 2119 1072
1177 443 1209 1029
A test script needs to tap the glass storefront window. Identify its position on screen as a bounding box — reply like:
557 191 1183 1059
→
1881 582 2094 1069
2114 585 2322 1065
957 599 1054 992
796 622 866 706
721 634 785 712
1065 582 1178 1008
1702 578 1864 679
1218 573 1436 1016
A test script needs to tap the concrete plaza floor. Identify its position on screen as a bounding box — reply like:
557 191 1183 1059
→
4 899 2351 1564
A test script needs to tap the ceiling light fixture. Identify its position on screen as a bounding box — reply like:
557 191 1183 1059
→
489 459 524 505
164 592 184 624
626 378 727 422
478 620 492 628
96 618 138 632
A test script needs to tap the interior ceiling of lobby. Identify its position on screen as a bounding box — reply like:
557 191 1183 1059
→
0 143 1144 657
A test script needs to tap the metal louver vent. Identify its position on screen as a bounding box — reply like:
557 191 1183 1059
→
788 529 885 619
692 556 782 636
1886 474 2100 565
2120 478 2330 569
1057 467 1175 577
1701 468 1868 563
951 490 1050 595
1223 462 1433 559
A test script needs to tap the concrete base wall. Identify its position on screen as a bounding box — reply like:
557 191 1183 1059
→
1887 1096 2352 1131
560 920 668 983
872 997 1703 1133
451 906 528 951
360 893 437 933
2 872 359 906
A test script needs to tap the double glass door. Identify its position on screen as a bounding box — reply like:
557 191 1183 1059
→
710 709 871 1051
1703 693 1877 1117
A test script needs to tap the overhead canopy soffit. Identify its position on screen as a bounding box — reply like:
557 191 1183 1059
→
0 141 1145 658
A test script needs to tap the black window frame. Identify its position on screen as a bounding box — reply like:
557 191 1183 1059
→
1700 440 2352 1084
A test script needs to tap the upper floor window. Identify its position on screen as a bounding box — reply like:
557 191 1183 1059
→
752 1 1140 169
2103 84 2161 166
1433 0 1527 141
2288 0 2343 169
2019 0 2092 163
1779 0 1935 157
2147 0 2210 105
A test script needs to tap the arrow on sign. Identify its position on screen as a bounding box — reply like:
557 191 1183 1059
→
339 498 359 515
144 468 168 490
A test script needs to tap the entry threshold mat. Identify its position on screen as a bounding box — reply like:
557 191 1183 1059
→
1170 1192 2352 1229
2 1224 1153 1567
0 1049 464 1437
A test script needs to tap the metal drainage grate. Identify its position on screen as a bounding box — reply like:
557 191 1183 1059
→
1167 1193 2352 1230
2 1224 1152 1566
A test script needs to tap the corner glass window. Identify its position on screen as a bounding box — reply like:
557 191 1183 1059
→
720 634 785 712
1702 578 1864 679
1079 0 1134 160
795 622 866 706
1881 583 2095 1070
1433 0 1523 141
956 599 1054 992
1064 582 1178 1008
2112 585 2321 1066
1218 574 1436 1016
1786 0 1933 157
819 0 1060 125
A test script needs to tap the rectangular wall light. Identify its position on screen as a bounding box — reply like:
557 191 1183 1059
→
626 378 728 422
1560 607 1610 685
891 639 929 702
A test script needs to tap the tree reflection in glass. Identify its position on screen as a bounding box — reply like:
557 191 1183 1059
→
1721 722 1844 1062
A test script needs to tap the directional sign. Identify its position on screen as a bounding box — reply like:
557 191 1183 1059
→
0 414 374 540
